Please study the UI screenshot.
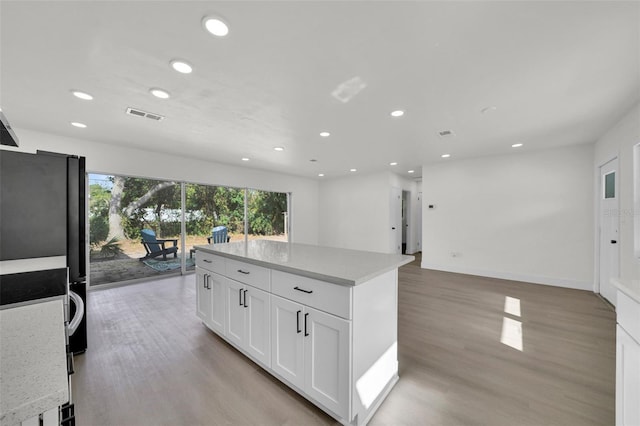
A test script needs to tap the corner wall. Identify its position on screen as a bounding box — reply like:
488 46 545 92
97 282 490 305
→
318 171 419 254
421 144 594 290
4 128 320 244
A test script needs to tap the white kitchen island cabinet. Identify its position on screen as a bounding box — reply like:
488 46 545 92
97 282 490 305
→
613 280 640 426
195 240 413 426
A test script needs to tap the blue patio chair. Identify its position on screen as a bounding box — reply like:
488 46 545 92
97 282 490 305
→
140 229 178 261
207 225 230 244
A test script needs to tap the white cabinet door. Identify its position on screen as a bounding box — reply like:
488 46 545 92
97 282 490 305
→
196 268 211 324
304 306 351 420
271 294 304 390
209 272 226 335
225 279 245 347
245 286 271 367
617 325 640 426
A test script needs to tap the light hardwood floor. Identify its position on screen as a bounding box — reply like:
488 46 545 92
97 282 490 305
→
72 257 616 426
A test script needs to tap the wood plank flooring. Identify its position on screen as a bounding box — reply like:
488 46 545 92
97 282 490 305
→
72 258 616 426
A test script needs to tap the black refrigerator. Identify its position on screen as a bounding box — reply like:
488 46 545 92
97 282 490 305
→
0 149 88 354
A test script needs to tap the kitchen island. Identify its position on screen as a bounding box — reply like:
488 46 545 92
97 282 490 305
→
194 240 413 426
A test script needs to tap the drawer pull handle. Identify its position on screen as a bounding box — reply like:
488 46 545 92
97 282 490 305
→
304 313 309 337
203 259 212 263
294 286 313 294
296 310 301 333
237 269 250 275
243 289 248 308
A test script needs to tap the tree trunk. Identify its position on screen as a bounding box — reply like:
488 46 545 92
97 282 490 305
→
123 182 176 217
108 176 126 240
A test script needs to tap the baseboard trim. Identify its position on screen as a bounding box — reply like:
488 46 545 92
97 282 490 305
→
420 262 591 291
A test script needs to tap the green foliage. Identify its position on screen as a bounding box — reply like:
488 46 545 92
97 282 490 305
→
247 190 287 235
98 236 123 258
120 177 181 239
88 183 110 245
89 215 109 244
88 174 288 243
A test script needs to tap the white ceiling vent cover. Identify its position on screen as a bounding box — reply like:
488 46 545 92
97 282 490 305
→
126 107 165 121
438 130 454 137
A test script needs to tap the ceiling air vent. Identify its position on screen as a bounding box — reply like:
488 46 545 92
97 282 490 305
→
438 130 454 138
126 107 165 121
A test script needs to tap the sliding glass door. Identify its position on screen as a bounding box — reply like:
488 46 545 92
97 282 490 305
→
88 175 290 285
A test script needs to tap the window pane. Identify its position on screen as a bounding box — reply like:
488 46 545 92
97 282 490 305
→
247 189 289 242
184 184 245 270
604 172 615 199
88 174 182 286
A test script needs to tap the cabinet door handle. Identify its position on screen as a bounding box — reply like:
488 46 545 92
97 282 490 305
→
237 269 250 275
203 274 207 289
294 286 313 294
304 313 309 337
205 274 210 290
296 310 301 333
239 288 243 306
203 259 212 263
243 289 248 308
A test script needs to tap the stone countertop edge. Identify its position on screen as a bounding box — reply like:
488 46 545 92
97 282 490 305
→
612 277 640 304
194 243 415 286
0 299 69 426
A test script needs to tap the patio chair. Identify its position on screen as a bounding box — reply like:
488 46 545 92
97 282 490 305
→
140 229 178 261
207 225 231 244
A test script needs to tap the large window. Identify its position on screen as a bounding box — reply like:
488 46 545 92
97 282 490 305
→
88 174 289 285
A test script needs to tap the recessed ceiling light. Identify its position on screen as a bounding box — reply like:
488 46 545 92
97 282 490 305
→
241 157 250 162
350 168 357 172
319 131 330 137
150 88 170 99
441 154 451 158
512 143 524 148
71 90 93 100
170 60 193 74
203 16 229 37
390 110 404 117
389 162 398 166
408 170 415 174
274 146 285 152
318 173 325 177
70 122 87 128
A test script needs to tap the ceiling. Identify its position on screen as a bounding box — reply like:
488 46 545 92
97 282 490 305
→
1 1 638 180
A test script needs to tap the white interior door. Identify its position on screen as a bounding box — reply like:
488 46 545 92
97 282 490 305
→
599 158 619 305
390 187 402 254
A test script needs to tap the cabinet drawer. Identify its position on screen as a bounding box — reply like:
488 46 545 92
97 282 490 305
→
271 270 352 320
195 251 225 275
226 259 270 292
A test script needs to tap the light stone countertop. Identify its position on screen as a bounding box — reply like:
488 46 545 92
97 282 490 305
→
0 299 69 426
613 277 640 304
195 240 415 286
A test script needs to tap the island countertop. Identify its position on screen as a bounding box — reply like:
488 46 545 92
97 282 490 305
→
195 240 414 286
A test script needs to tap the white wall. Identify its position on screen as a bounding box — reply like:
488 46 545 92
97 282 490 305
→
318 171 419 254
421 144 594 290
5 128 319 244
318 172 391 253
594 103 640 295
